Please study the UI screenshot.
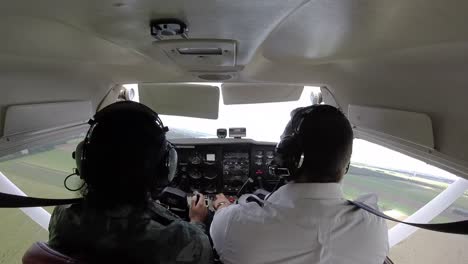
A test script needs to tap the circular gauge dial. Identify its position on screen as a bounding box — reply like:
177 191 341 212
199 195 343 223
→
205 184 217 193
190 155 202 165
204 170 217 180
189 170 202 179
265 151 274 159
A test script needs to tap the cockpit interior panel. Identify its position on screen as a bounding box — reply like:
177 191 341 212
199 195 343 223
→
170 139 278 198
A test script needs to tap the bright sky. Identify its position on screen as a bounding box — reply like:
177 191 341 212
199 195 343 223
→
160 85 320 142
124 84 460 181
351 140 459 180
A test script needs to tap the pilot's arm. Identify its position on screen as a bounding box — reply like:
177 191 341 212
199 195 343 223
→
169 193 214 264
210 194 236 260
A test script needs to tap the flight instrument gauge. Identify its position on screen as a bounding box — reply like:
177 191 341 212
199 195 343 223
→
189 154 202 165
255 150 264 158
265 151 274 159
203 169 217 180
189 170 202 179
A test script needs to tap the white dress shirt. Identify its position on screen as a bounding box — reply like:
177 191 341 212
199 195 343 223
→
210 183 389 264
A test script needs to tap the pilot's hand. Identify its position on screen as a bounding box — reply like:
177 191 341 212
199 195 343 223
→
213 193 232 211
189 193 208 223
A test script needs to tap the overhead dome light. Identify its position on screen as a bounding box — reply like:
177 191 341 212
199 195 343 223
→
150 18 188 40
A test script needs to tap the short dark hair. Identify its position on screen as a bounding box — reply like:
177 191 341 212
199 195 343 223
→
82 103 166 208
299 105 353 182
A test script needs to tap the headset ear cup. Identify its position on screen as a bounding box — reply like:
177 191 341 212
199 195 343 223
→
273 106 319 178
74 141 85 179
166 146 178 183
154 142 178 188
275 135 303 177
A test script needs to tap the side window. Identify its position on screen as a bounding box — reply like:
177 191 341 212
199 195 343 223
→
343 139 468 264
0 137 82 262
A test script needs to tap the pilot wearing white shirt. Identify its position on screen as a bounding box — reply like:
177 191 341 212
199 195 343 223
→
210 105 389 264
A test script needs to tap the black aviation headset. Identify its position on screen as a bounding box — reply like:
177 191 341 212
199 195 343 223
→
269 104 349 180
71 101 178 190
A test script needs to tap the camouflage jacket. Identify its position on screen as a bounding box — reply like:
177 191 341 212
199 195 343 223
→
48 201 212 264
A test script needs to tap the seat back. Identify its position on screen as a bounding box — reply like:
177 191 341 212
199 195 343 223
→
22 242 84 264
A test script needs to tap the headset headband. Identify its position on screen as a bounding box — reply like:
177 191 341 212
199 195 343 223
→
92 101 168 133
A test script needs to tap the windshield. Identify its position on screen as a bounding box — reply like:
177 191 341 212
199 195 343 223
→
128 84 320 142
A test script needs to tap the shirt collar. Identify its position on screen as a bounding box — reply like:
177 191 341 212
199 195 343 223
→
268 182 344 202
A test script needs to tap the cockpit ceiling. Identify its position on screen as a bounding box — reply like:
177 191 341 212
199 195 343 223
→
0 0 304 78
263 1 468 64
0 1 467 72
1 1 468 178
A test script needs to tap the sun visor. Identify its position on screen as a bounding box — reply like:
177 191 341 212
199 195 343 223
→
139 83 220 119
3 101 92 137
348 105 434 149
222 83 304 105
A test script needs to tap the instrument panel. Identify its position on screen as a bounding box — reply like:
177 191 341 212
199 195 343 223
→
171 139 278 195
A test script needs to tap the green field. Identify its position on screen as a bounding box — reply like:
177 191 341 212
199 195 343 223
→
344 166 468 223
0 145 467 263
0 144 78 264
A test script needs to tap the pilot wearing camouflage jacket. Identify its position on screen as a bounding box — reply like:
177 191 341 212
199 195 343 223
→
48 101 212 263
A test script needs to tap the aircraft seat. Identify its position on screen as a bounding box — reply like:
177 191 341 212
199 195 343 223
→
22 242 84 264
